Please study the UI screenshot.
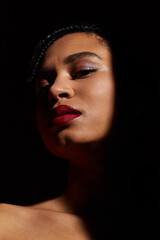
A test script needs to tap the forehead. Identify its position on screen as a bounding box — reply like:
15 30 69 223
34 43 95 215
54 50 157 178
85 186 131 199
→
43 32 111 64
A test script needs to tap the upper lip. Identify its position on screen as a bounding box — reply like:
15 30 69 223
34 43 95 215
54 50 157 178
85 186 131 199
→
48 104 82 120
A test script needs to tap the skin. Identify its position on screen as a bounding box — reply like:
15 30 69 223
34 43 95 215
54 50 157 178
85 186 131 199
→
0 32 116 239
35 32 115 170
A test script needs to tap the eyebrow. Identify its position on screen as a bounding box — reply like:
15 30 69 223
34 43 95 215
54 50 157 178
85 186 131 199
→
63 51 102 64
37 51 102 78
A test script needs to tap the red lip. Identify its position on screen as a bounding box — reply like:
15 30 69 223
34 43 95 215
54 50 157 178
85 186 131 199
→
48 105 82 126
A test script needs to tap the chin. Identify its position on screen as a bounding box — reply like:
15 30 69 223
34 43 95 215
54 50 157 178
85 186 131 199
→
45 132 105 162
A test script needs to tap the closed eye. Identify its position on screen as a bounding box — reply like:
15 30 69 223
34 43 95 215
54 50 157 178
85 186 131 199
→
35 69 56 96
72 68 96 79
36 78 53 96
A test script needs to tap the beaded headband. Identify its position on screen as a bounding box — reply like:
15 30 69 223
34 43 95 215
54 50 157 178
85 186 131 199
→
27 23 102 85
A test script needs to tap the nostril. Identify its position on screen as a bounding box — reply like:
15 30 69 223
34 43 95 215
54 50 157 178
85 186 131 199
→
49 93 69 106
58 93 69 98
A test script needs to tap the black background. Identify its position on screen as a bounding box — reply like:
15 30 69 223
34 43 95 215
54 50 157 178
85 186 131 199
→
1 0 160 211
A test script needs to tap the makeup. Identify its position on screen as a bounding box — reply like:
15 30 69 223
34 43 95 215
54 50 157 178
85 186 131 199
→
48 105 82 126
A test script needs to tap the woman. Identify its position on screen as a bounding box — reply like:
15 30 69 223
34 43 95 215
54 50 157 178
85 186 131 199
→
0 22 156 239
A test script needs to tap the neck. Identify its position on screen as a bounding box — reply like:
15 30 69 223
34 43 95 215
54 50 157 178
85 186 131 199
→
64 163 107 216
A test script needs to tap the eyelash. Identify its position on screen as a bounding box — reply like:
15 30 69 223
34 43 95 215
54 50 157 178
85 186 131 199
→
36 78 52 96
72 68 96 79
36 68 96 96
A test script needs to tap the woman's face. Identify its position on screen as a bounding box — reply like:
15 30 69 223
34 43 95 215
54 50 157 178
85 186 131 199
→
35 32 116 162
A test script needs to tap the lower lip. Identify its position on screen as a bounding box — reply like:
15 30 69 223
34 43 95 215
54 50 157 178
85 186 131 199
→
50 114 81 125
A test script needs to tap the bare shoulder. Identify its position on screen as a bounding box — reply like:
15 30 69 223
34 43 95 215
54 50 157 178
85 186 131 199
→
0 203 30 223
0 202 53 231
0 202 36 221
0 203 92 240
0 203 61 239
0 203 38 239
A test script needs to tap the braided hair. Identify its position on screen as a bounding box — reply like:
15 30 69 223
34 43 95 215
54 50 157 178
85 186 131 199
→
26 22 113 114
27 23 110 84
26 20 154 127
25 21 157 221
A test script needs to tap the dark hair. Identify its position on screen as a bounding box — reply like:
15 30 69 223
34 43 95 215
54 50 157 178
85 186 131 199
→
27 23 111 84
26 22 114 115
26 21 157 220
26 21 154 128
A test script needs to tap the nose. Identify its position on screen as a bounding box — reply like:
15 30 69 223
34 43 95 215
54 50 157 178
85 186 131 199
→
48 75 74 105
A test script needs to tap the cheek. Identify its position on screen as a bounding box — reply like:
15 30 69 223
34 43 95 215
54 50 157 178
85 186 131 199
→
82 74 115 117
95 80 115 104
83 75 115 133
34 73 116 150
